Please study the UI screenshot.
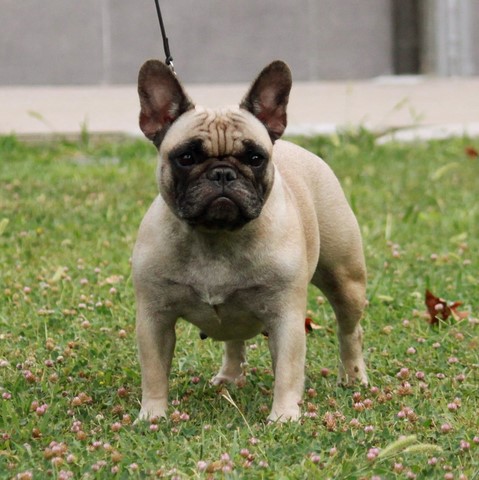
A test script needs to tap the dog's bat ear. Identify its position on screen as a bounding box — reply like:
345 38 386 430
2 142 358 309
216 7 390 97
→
138 60 194 144
240 61 292 142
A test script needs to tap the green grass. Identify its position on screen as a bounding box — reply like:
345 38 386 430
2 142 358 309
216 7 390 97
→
0 131 478 479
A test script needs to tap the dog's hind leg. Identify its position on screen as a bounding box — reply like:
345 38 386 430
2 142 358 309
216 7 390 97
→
312 261 368 386
211 340 246 386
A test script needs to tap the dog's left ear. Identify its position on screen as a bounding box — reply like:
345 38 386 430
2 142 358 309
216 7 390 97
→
240 61 292 142
138 60 194 144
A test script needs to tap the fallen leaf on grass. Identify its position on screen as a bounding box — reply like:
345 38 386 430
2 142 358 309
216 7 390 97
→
464 146 478 158
305 317 321 334
425 289 468 325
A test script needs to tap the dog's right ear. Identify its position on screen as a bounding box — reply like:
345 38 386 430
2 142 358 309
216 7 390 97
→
138 60 194 144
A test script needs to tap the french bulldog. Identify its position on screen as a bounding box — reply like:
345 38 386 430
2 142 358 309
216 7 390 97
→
133 60 367 422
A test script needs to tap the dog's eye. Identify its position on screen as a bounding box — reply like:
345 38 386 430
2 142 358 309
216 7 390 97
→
176 152 195 167
246 153 265 168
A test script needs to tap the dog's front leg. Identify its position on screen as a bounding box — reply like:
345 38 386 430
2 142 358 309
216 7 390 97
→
267 313 306 422
136 303 177 420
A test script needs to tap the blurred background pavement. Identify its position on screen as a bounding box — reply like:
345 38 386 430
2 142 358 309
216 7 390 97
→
1 77 479 141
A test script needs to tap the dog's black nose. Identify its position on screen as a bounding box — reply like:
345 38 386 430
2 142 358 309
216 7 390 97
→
207 167 237 184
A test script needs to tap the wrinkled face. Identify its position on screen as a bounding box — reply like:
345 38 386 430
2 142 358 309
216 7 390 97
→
158 106 274 231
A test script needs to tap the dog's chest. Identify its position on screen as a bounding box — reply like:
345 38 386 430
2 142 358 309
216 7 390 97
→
183 285 267 341
195 288 227 308
164 263 272 340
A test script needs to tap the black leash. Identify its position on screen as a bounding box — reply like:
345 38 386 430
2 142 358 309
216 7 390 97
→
153 0 175 73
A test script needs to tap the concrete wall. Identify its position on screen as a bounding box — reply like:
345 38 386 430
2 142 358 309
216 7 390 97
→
0 0 393 85
1 1 106 84
475 6 479 72
421 0 479 76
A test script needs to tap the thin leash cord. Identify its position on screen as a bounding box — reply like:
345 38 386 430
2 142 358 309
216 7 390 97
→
154 0 175 73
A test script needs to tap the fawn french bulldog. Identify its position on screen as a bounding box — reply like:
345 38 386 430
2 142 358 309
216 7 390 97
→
133 60 367 422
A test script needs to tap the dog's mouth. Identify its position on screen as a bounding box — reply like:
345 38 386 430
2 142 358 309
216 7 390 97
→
202 196 241 227
209 195 238 211
192 193 255 230
178 189 263 231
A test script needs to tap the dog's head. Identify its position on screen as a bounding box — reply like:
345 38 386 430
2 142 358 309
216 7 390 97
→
138 60 292 231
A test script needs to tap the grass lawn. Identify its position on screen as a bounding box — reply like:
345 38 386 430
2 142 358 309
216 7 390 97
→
0 131 478 479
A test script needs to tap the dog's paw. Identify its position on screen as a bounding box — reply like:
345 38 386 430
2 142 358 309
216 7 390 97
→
137 410 166 423
137 400 168 422
211 362 247 386
338 361 368 387
210 373 246 387
267 406 301 423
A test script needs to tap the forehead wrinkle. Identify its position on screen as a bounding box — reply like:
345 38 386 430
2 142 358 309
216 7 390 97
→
176 107 273 159
191 109 247 157
213 117 224 158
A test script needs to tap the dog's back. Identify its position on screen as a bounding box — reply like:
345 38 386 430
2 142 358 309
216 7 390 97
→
272 139 365 283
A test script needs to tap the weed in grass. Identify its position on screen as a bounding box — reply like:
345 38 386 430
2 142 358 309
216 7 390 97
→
0 132 478 478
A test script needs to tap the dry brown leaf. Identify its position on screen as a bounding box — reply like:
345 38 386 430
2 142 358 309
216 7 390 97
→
425 289 468 325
